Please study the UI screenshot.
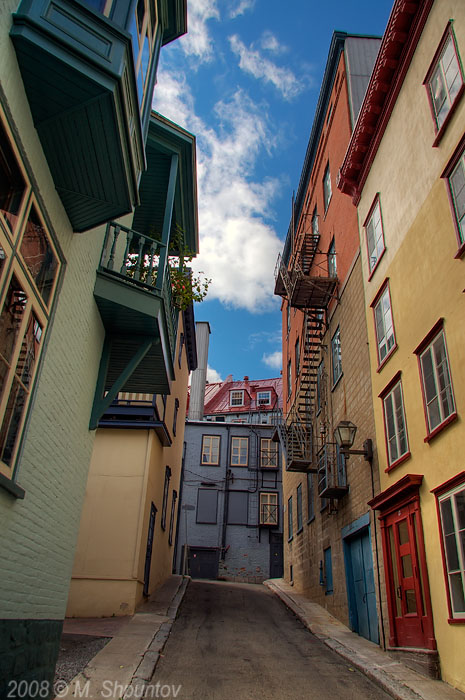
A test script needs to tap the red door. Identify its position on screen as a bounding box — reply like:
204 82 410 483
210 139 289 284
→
385 504 427 647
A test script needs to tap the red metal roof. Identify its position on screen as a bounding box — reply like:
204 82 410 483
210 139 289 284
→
188 375 283 416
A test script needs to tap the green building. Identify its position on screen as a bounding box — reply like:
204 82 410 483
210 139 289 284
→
0 0 197 694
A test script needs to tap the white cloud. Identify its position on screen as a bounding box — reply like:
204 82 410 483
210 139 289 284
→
259 31 287 55
229 34 304 100
154 74 283 313
180 0 219 62
207 365 222 383
262 350 282 370
229 0 255 19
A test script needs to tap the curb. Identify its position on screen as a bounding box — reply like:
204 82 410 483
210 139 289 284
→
123 577 190 699
264 580 422 700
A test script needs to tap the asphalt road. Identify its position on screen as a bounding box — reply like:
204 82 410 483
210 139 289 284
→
147 580 390 700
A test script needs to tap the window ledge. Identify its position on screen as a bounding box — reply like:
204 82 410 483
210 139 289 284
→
331 372 343 392
296 526 303 536
448 617 465 625
377 344 398 373
307 516 315 525
367 247 386 282
288 535 294 543
432 84 465 148
424 412 458 443
385 451 411 473
0 473 25 499
454 240 465 259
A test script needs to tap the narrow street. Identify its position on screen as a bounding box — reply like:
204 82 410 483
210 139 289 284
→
147 580 390 699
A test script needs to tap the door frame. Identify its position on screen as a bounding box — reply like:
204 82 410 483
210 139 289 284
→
369 474 436 650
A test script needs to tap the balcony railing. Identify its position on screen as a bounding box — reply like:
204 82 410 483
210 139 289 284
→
317 442 348 499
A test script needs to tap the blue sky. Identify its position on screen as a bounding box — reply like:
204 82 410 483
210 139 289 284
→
153 0 393 384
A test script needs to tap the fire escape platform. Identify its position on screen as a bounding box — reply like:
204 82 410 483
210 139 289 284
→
290 275 338 310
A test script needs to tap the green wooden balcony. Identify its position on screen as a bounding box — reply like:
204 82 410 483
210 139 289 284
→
11 0 144 232
91 221 179 428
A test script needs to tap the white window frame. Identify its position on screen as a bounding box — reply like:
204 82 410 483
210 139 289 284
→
418 329 455 435
373 284 396 365
323 163 332 211
260 438 278 468
312 207 319 236
331 328 342 386
426 30 463 131
365 198 385 274
231 436 249 466
230 390 244 407
260 492 278 526
438 483 465 619
201 435 220 465
382 379 409 467
257 390 271 406
328 238 337 277
448 148 465 246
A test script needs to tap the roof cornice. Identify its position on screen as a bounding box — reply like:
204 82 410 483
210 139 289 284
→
338 0 434 205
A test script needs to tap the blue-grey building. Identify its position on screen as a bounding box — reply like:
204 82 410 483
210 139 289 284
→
175 322 283 582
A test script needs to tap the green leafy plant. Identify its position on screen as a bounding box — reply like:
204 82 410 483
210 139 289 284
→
167 225 211 310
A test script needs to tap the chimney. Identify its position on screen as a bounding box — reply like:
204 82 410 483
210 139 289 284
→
188 322 211 421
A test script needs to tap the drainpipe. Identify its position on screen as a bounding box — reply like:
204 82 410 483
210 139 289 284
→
173 440 187 574
370 456 386 649
221 424 232 559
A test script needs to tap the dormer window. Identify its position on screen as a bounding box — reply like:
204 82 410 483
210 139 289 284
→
230 390 244 407
257 391 271 406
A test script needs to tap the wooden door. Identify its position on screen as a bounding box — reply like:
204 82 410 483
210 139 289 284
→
385 504 426 647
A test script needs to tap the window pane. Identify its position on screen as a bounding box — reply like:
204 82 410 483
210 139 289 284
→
0 277 27 398
0 124 26 233
20 207 58 306
455 491 465 530
450 159 465 242
450 573 465 613
0 313 42 465
433 335 454 420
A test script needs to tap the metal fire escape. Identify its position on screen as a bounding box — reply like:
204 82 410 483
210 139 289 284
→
273 216 338 473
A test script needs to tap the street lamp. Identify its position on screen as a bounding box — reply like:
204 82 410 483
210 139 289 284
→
334 420 373 462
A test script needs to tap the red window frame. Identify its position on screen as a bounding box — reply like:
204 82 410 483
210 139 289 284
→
378 371 411 472
431 473 465 623
441 131 465 259
413 319 457 443
363 194 386 280
423 22 465 147
370 278 397 370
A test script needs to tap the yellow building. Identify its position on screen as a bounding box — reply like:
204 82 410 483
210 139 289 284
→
339 0 465 689
67 309 197 617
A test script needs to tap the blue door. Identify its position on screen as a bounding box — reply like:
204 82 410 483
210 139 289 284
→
345 528 378 643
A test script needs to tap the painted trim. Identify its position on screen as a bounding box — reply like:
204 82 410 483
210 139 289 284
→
368 473 423 513
413 317 444 355
378 370 402 399
370 279 397 370
441 131 465 252
385 451 411 474
433 474 465 622
200 434 222 466
0 471 25 499
341 511 370 539
363 194 386 280
338 0 434 203
423 412 458 444
379 373 410 471
422 22 465 145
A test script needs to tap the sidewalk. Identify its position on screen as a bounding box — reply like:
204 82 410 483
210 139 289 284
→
56 575 190 700
264 578 464 700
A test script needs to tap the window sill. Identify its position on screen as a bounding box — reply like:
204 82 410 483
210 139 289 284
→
432 84 465 148
454 240 465 259
448 617 465 625
288 535 294 543
377 343 398 373
367 247 386 282
385 451 411 474
307 516 315 525
424 412 458 444
331 372 343 392
296 527 303 536
0 473 25 499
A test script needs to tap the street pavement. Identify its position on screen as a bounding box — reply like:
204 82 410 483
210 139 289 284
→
146 579 390 699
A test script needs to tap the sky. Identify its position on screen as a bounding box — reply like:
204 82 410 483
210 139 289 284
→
152 0 394 385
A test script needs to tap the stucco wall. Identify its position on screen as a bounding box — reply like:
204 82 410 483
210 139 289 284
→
355 1 465 690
